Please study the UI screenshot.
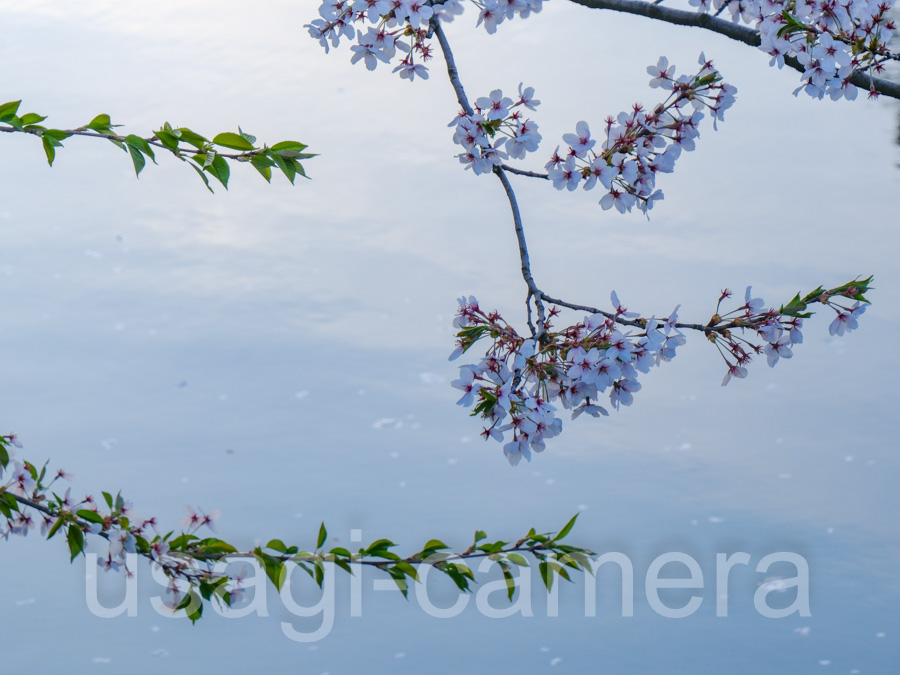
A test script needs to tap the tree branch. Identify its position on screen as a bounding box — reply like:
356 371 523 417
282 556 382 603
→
0 100 314 191
500 163 549 179
566 0 900 100
433 18 548 335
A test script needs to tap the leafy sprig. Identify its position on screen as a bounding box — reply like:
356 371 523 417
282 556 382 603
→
0 100 315 191
0 435 593 624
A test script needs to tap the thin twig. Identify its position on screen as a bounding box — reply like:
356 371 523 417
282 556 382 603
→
500 163 549 179
433 17 548 336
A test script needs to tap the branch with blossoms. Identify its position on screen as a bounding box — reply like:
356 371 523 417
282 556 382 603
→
449 279 871 464
566 0 900 100
0 435 593 623
308 1 898 100
306 2 875 465
0 99 315 191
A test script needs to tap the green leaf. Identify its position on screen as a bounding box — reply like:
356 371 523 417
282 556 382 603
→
555 513 578 542
177 590 203 624
539 561 553 592
201 154 229 189
46 514 67 539
262 555 287 591
198 538 238 554
87 114 112 131
67 525 85 561
238 127 256 145
213 132 255 151
102 491 114 509
76 509 105 524
42 129 72 142
506 553 529 567
0 100 21 122
364 538 396 555
125 134 156 162
270 140 308 153
317 523 327 549
127 144 146 177
189 163 214 193
250 155 273 183
155 130 180 152
503 568 516 601
168 533 199 551
174 127 208 149
393 561 419 581
439 562 474 592
266 539 288 553
776 10 809 38
388 568 409 598
20 113 47 125
42 136 57 166
270 151 296 184
0 443 8 468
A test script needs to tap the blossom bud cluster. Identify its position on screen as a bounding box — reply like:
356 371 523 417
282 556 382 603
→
449 85 543 173
547 55 737 215
449 293 686 465
689 0 896 99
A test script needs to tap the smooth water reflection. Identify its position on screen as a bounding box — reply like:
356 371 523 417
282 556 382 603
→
1 1 899 672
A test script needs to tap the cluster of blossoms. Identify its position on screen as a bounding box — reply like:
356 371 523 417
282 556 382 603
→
449 293 687 465
306 0 443 80
450 277 871 464
547 54 737 215
305 0 473 80
449 84 542 173
689 0 896 99
306 0 545 80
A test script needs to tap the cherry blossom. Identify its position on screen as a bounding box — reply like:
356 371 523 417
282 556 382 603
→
449 278 871 463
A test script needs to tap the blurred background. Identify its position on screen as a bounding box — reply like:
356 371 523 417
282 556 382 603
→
0 1 897 672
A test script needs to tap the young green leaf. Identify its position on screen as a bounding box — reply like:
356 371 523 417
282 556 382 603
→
76 509 105 525
554 513 578 542
20 113 47 126
42 136 57 166
213 132 255 151
0 100 22 122
67 525 85 561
